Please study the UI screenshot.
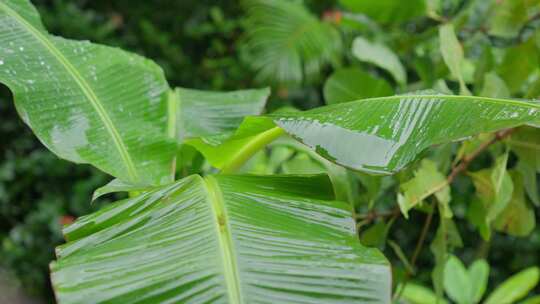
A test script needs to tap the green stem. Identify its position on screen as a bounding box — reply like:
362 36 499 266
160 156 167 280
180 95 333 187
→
220 127 285 174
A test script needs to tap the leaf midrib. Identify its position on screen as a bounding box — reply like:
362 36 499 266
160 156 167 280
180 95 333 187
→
0 2 138 181
202 176 244 304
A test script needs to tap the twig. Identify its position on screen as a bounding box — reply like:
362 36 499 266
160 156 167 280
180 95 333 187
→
359 129 514 221
390 128 514 301
411 206 435 267
393 205 435 301
447 128 514 183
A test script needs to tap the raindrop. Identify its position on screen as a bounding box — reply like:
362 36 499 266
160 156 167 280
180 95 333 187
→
0 59 3 65
19 46 24 51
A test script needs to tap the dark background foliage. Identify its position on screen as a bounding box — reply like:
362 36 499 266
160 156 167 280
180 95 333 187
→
1 0 539 302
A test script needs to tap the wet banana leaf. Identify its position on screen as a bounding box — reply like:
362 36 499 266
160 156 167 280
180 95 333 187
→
268 95 540 174
0 0 175 185
51 174 391 304
173 87 270 141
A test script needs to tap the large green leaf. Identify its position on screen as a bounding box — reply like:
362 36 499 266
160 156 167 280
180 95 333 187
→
189 95 539 176
51 174 391 303
0 0 175 185
174 87 270 141
242 0 342 85
268 95 540 174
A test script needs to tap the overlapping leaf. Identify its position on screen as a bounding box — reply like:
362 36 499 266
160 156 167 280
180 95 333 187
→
51 174 391 303
268 95 540 174
189 94 540 175
0 0 176 185
174 87 270 141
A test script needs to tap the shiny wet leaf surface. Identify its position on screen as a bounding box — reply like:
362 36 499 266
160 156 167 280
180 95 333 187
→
0 0 175 185
51 174 391 303
269 95 540 174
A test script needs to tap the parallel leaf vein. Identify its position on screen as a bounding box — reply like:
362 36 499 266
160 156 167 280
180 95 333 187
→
0 2 138 180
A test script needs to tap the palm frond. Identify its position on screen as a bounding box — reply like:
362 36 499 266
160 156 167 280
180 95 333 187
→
242 0 342 86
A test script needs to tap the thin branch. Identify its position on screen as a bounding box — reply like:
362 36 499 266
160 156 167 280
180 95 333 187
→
393 205 435 301
411 206 435 267
374 128 514 301
447 128 514 183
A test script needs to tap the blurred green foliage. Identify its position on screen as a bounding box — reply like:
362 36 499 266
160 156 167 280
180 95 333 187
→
1 0 540 302
0 0 257 300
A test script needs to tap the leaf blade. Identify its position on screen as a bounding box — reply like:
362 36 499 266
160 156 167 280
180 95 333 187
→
268 95 540 175
51 174 392 303
0 0 175 185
